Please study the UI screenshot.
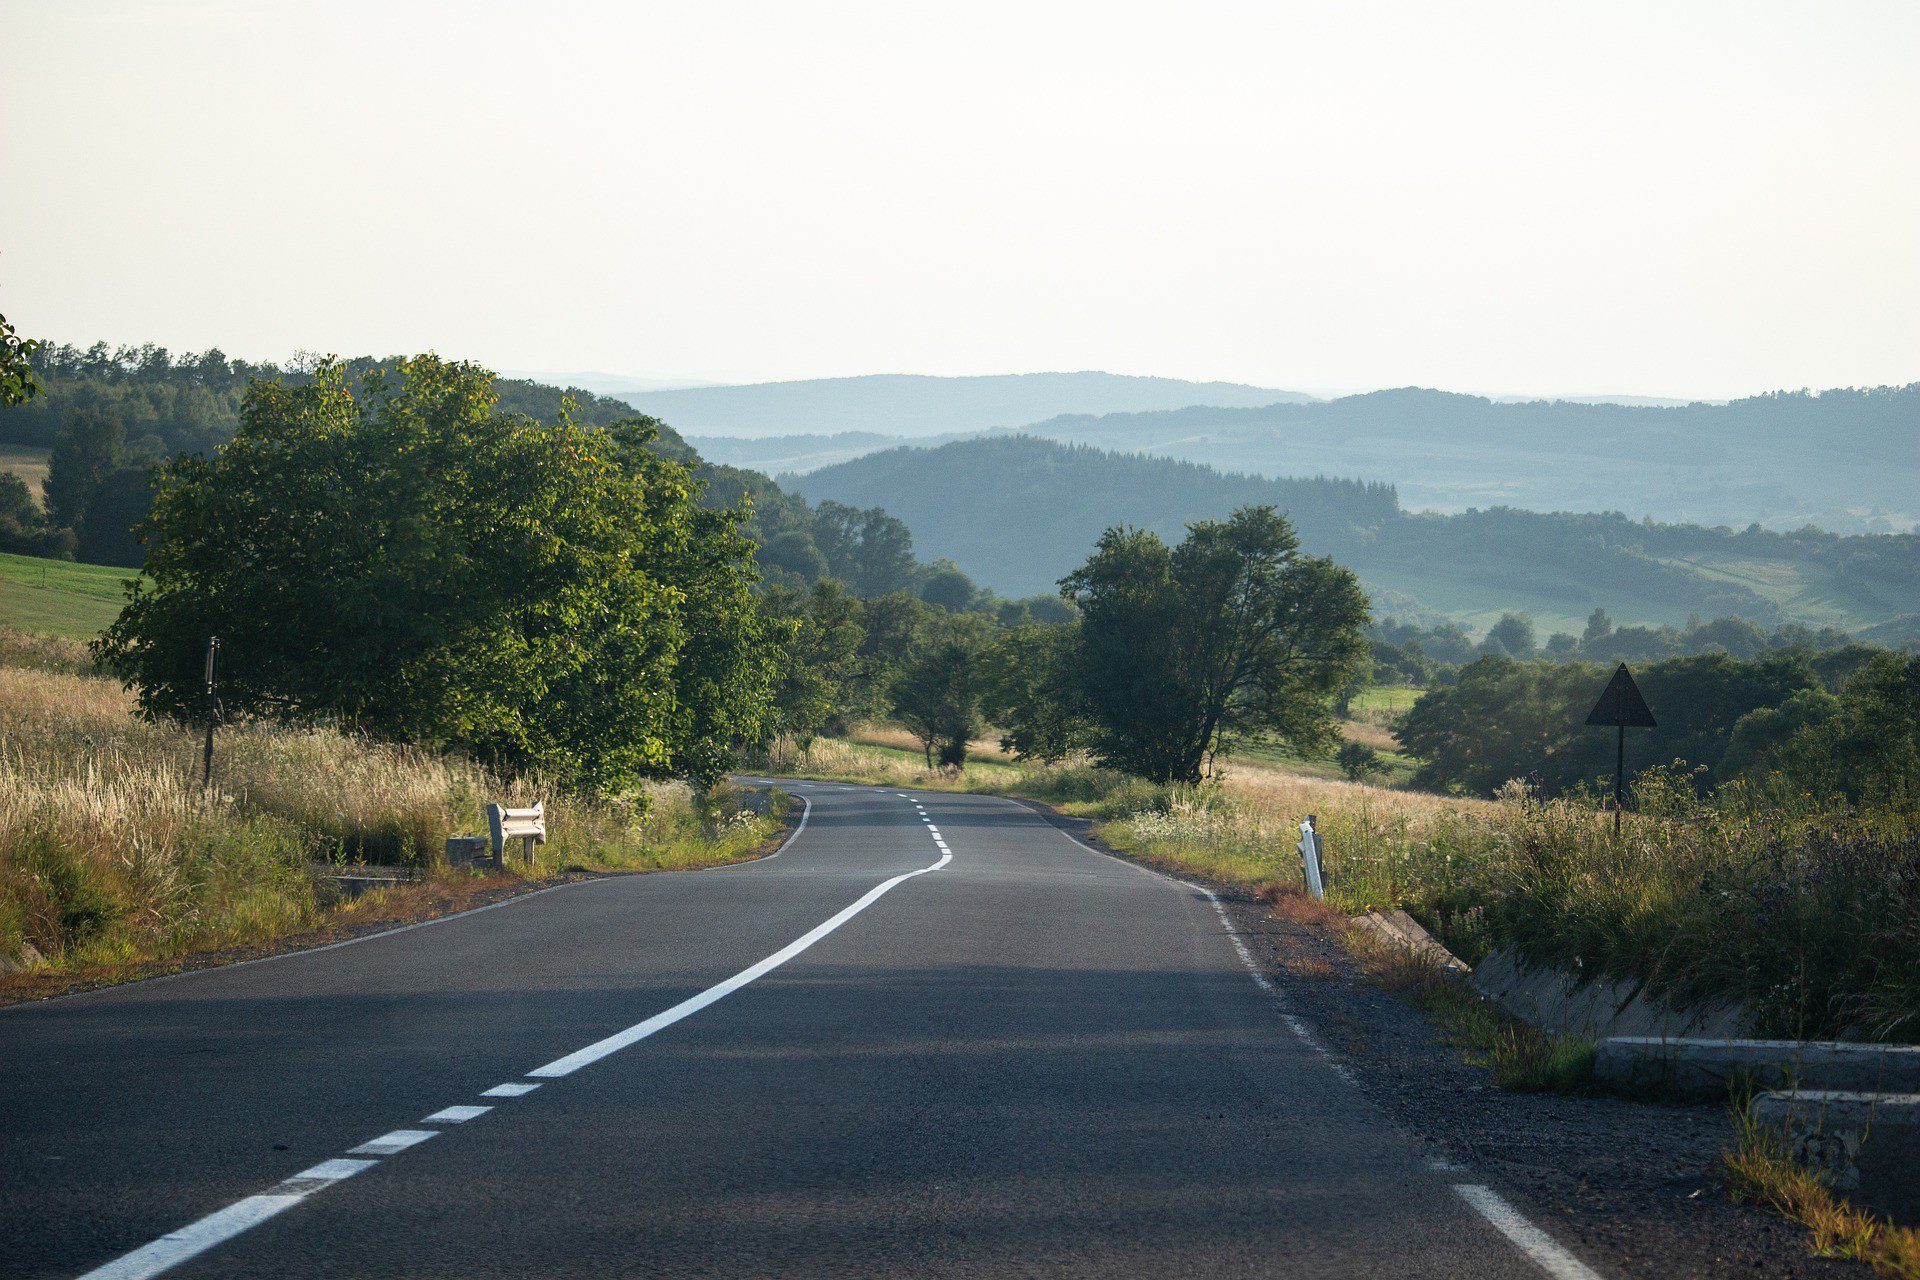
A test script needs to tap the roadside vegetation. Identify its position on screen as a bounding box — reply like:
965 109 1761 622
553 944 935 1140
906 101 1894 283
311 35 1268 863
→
0 632 786 983
1724 1110 1920 1278
756 728 1920 1044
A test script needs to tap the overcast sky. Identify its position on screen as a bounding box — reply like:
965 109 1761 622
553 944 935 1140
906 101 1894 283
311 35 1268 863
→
3 0 1915 399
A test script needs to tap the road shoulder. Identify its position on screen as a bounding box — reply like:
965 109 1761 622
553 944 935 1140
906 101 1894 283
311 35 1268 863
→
1009 792 1860 1279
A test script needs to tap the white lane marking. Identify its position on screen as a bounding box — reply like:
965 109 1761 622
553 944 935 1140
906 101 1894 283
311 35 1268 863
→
347 1129 438 1156
480 1082 541 1098
705 794 812 870
73 790 953 1280
1428 1157 1466 1172
528 849 953 1078
1454 1184 1604 1280
74 1160 378 1280
286 1159 377 1184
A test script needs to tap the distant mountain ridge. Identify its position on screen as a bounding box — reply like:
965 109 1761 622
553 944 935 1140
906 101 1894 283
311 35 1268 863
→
620 372 1316 439
726 383 1918 534
788 434 1920 642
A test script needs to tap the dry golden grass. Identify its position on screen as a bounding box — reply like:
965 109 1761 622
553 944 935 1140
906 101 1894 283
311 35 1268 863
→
0 659 785 974
1338 721 1401 753
845 722 1019 762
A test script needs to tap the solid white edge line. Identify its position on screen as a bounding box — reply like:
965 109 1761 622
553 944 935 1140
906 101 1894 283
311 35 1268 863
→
528 848 953 1078
1454 1184 1605 1280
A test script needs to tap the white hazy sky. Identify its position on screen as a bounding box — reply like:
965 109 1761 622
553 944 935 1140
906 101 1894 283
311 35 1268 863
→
3 0 1916 399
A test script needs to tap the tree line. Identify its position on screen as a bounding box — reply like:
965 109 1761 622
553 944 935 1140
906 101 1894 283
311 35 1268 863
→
1368 609 1878 687
1 342 1082 623
1399 648 1918 806
776 506 1371 785
72 351 1357 800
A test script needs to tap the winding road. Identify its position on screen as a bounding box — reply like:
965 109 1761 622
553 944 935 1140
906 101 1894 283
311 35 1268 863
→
2 780 1604 1278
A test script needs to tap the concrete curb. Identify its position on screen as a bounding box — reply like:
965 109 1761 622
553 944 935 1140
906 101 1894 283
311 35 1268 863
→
1749 1090 1920 1225
1470 948 1750 1042
1347 909 1470 973
1596 1037 1920 1100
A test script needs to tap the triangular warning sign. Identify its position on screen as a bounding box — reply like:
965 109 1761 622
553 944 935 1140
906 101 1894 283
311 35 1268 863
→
1585 663 1657 728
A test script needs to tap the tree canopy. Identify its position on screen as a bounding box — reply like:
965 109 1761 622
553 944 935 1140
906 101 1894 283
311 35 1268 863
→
1060 506 1370 784
98 355 770 792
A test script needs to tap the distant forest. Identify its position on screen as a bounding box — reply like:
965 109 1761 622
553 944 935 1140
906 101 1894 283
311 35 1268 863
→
789 435 1920 643
0 343 1050 618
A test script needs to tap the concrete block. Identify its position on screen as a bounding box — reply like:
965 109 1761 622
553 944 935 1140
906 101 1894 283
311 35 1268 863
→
1470 947 1750 1042
1749 1090 1920 1225
444 836 496 870
1595 1037 1920 1100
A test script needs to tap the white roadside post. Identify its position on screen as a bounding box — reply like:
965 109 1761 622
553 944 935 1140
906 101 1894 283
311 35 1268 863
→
1298 814 1326 900
486 801 547 866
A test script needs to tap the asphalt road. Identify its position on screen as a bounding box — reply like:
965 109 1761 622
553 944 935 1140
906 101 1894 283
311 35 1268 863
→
2 780 1604 1279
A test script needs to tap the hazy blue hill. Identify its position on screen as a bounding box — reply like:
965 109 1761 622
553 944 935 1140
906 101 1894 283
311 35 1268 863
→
790 434 1920 638
620 372 1315 439
689 431 919 475
1014 384 1920 534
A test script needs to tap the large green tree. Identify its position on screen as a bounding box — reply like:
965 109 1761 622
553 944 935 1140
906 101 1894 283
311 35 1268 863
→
892 613 991 768
98 356 770 792
1060 506 1370 784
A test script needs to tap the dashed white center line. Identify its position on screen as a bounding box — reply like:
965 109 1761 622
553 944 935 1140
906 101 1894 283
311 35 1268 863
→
480 1082 541 1098
75 791 957 1280
347 1129 439 1157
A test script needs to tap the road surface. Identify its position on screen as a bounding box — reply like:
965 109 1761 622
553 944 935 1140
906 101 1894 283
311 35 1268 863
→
2 780 1603 1278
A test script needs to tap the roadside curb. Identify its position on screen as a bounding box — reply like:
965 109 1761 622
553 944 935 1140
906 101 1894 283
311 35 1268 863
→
1748 1089 1920 1225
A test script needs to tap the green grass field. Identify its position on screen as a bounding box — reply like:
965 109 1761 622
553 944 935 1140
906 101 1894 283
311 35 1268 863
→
0 551 132 639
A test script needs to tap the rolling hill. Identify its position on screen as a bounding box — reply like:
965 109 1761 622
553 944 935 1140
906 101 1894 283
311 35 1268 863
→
620 372 1314 439
788 435 1920 640
703 383 1920 534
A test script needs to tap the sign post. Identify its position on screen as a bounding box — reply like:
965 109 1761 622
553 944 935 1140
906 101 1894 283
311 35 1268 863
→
1583 663 1656 834
200 635 220 794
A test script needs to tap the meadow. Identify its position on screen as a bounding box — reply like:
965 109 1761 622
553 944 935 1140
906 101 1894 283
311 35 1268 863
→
0 550 130 638
0 630 785 981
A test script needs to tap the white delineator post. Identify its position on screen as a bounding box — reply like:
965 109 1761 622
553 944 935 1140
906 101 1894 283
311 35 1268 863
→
1298 814 1326 899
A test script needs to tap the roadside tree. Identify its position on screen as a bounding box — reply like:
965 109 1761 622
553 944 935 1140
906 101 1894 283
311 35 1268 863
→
99 355 771 792
1061 505 1370 784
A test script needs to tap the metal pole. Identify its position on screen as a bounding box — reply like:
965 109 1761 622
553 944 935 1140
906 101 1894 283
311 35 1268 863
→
200 636 219 794
1613 720 1624 836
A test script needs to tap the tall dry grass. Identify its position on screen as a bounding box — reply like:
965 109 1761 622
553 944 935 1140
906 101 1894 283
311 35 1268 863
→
1107 763 1920 1041
0 656 783 972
